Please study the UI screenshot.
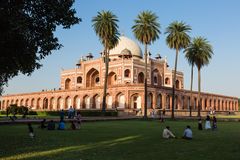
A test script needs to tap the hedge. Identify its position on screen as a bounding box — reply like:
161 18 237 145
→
28 110 118 117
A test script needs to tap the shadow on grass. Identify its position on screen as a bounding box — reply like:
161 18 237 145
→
2 135 141 160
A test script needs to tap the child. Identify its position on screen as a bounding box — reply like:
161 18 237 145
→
28 123 35 138
58 120 65 130
198 117 203 130
212 116 217 130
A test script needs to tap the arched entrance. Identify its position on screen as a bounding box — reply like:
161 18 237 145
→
166 95 170 109
36 98 41 110
86 68 100 87
93 94 101 109
73 96 81 109
138 72 144 83
157 94 162 109
49 97 54 110
106 94 113 109
65 78 71 90
147 93 153 108
65 96 72 109
57 97 64 110
176 80 180 89
83 95 90 109
116 93 125 109
43 98 48 110
25 99 29 107
20 99 24 106
108 72 117 86
15 99 19 106
131 94 141 109
152 69 162 86
30 99 35 109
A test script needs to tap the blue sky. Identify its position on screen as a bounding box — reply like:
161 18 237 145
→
3 0 240 98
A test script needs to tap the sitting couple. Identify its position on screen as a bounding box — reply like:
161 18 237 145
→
162 125 192 140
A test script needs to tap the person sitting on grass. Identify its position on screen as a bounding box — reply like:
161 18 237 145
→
47 120 55 130
40 119 47 129
182 125 193 140
28 123 35 138
162 126 176 139
58 120 65 130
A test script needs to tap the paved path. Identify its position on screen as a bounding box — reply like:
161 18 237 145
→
0 115 240 125
0 116 140 125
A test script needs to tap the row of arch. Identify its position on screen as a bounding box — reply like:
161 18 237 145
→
0 93 142 110
65 67 181 89
163 94 238 111
1 93 238 111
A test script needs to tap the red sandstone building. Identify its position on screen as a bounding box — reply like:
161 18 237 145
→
0 36 238 116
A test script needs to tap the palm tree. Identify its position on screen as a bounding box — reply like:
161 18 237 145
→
187 37 213 117
132 11 160 119
165 21 191 119
184 42 197 117
92 11 119 113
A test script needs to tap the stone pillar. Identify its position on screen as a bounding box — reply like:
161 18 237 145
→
180 96 184 110
201 98 205 111
112 94 117 109
219 100 222 111
169 96 172 111
162 93 166 110
152 92 156 109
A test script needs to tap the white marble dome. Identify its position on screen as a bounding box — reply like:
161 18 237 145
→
109 36 142 58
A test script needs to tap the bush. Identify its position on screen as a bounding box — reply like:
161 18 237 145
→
5 105 28 116
18 106 28 115
79 110 118 117
0 111 6 115
28 111 37 115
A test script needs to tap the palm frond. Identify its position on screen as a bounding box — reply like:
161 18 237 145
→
132 11 161 45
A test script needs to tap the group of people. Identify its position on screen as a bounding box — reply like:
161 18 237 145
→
59 109 82 130
27 109 83 138
198 115 217 130
162 125 193 140
162 115 218 140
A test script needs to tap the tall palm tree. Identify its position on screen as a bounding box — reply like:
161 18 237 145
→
187 37 213 117
92 11 119 113
132 11 160 119
184 42 197 117
165 21 191 119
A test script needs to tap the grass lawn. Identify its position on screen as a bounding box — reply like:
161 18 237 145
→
0 120 240 160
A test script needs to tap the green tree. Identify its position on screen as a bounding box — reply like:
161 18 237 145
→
184 43 197 117
186 37 213 116
92 11 119 113
132 11 160 119
0 0 80 95
165 21 191 119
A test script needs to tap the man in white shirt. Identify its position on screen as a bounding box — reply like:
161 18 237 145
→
182 125 193 140
162 126 176 139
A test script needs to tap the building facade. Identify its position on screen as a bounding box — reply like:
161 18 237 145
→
0 36 238 115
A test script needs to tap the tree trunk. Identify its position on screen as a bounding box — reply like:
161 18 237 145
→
144 43 148 119
171 49 179 119
102 49 109 114
197 67 201 117
189 63 194 117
